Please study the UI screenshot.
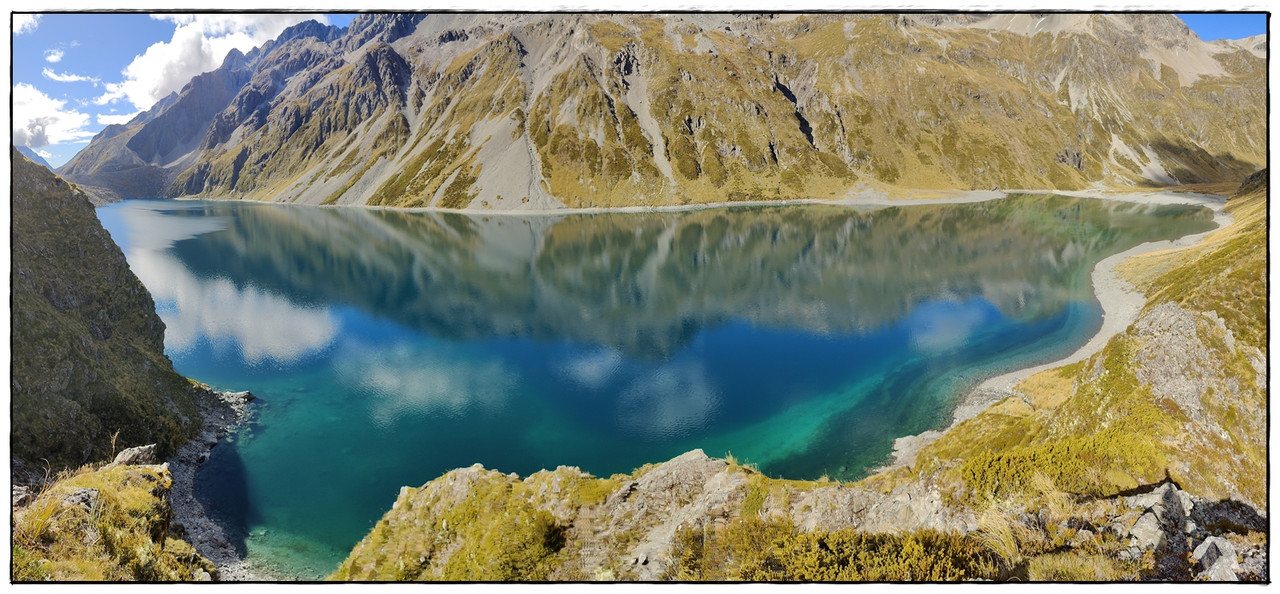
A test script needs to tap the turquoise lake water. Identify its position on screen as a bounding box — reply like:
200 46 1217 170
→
97 195 1212 578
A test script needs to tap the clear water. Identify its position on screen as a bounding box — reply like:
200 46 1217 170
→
97 195 1212 578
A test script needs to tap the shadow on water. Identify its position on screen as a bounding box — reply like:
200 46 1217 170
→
194 439 256 557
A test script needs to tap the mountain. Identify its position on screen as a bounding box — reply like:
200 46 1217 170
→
10 149 203 474
58 13 1265 208
16 146 53 170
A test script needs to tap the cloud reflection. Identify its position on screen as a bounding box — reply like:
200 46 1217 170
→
906 299 992 356
560 349 623 390
113 202 339 365
130 249 338 364
617 362 720 441
337 341 516 428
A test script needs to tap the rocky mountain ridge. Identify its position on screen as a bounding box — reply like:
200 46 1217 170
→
59 13 1265 208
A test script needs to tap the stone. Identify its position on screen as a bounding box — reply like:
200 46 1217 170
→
229 390 256 402
63 488 100 510
1069 528 1095 548
12 485 33 508
107 443 158 467
1201 561 1240 582
1128 511 1164 550
1192 536 1240 580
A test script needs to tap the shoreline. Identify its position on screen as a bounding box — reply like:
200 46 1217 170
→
166 388 268 581
879 190 1232 471
168 184 1230 217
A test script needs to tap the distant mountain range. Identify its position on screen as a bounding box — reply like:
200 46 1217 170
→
17 146 53 170
58 13 1266 209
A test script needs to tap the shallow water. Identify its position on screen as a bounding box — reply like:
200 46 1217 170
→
98 195 1212 578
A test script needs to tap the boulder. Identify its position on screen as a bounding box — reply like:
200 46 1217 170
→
107 443 158 467
1192 536 1240 581
12 485 34 508
1128 511 1164 550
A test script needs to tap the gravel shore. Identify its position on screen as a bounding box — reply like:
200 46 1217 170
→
166 388 272 581
880 189 1231 470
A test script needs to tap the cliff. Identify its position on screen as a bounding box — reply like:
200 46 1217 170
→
10 149 202 475
60 13 1264 208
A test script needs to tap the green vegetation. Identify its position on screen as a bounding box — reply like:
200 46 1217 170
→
957 337 1171 504
332 466 620 581
668 516 1000 581
11 150 202 472
13 464 215 581
900 174 1267 510
1027 552 1124 581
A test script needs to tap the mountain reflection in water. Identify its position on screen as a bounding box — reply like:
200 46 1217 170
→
98 195 1212 578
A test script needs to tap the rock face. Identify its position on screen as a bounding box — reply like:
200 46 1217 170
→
335 449 976 581
60 13 1264 208
10 149 202 475
1108 481 1266 581
106 444 158 467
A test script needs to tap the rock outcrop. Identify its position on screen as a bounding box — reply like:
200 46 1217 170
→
11 453 217 581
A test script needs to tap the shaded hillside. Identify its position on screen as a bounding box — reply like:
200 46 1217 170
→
60 13 1264 208
10 149 202 473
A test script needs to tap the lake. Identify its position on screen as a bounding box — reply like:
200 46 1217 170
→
97 195 1212 578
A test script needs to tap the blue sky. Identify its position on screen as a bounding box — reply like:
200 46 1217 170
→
9 12 1267 169
1176 13 1267 41
12 13 356 167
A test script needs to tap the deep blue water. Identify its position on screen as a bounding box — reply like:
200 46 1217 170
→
97 196 1212 578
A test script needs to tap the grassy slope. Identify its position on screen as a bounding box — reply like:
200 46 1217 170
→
146 15 1261 208
10 149 202 472
330 461 1001 581
888 172 1266 507
12 463 215 581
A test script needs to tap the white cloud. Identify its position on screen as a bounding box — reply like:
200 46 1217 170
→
42 68 99 84
95 13 330 112
14 14 40 35
97 111 141 126
36 149 52 159
12 83 94 148
44 48 64 63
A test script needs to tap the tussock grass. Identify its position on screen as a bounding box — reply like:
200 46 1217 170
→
1027 552 1123 581
12 464 214 582
670 515 999 581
